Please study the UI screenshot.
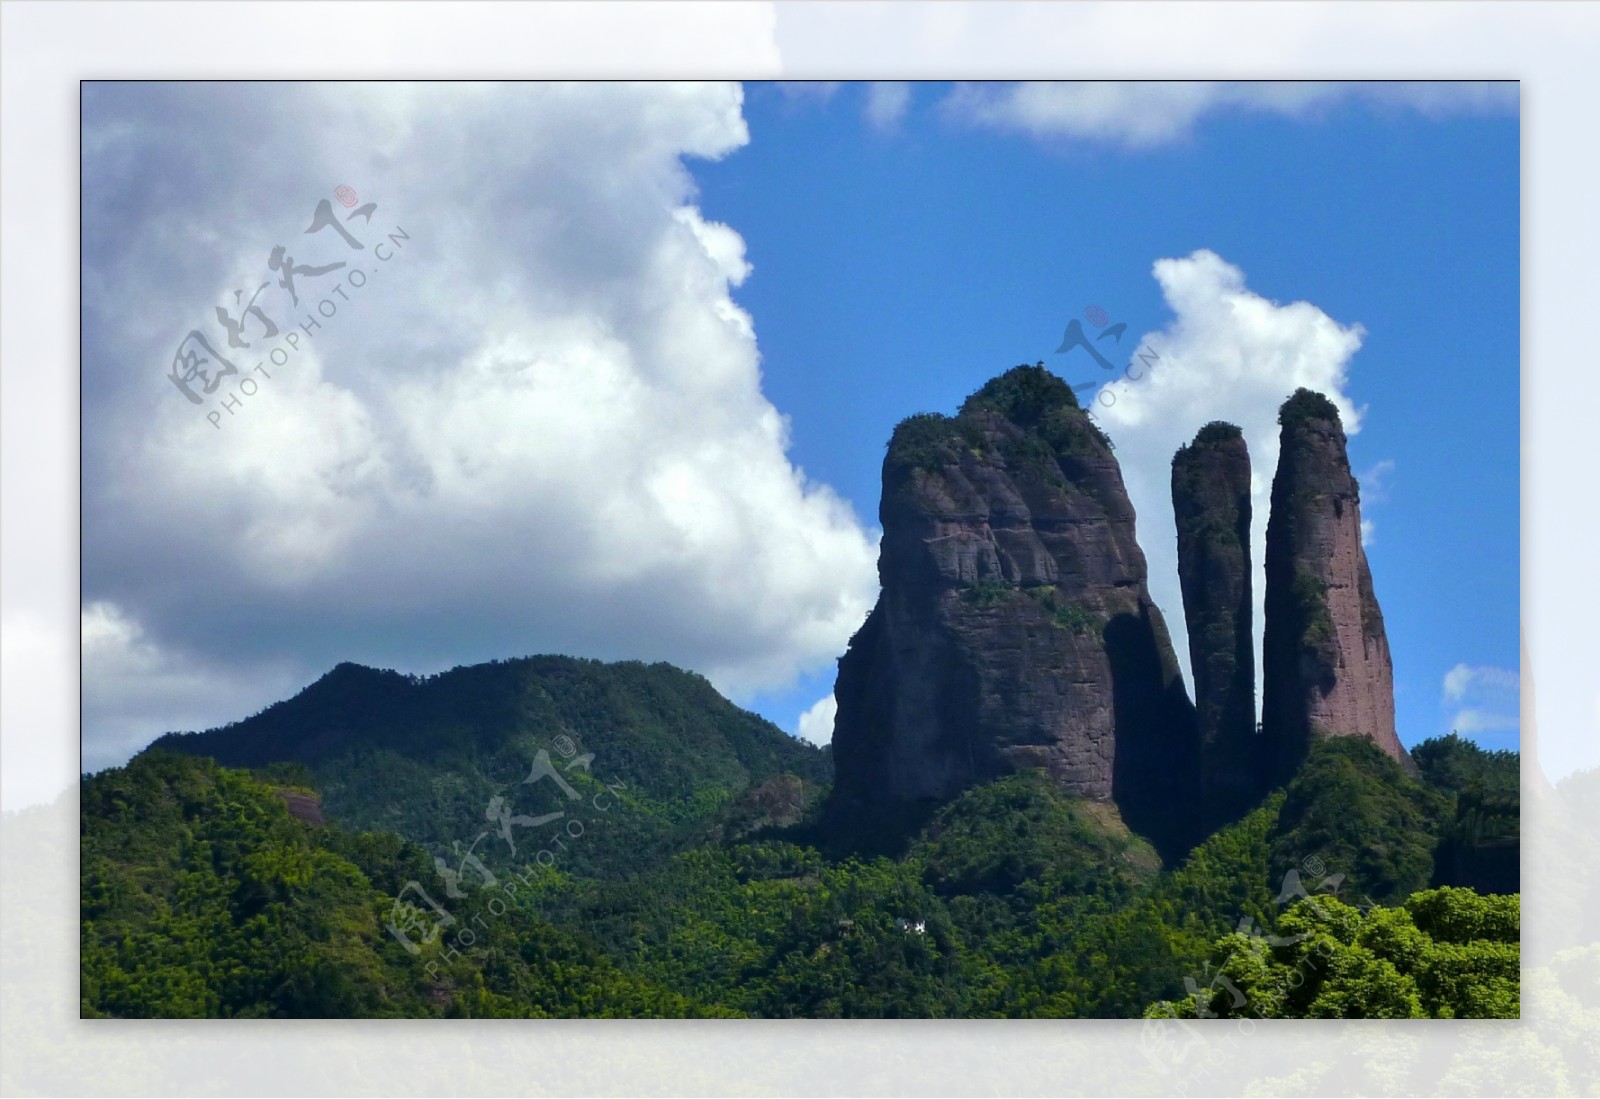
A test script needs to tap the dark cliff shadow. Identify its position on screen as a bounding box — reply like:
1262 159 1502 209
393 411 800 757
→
1105 611 1202 864
809 791 943 860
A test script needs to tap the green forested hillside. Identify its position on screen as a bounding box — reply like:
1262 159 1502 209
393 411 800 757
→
1412 733 1521 894
149 657 830 881
83 658 1520 1019
1269 735 1450 905
80 751 720 1017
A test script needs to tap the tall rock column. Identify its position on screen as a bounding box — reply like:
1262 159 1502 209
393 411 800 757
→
829 364 1199 857
1172 422 1260 827
1261 389 1408 779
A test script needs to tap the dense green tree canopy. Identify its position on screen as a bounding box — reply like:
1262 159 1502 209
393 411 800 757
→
1146 887 1519 1020
1269 735 1450 905
84 673 1520 1019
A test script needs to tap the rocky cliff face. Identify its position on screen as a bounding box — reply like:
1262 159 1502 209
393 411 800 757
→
830 365 1198 853
1261 389 1408 777
1171 422 1260 827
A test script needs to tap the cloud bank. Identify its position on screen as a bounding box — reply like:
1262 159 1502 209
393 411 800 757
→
943 81 1517 149
80 82 878 772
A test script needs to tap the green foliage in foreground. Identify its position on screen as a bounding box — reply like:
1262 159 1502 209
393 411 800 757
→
513 773 1198 1018
84 727 1521 1019
80 752 722 1018
1146 887 1519 1019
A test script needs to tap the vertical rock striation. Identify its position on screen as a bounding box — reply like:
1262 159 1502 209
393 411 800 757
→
1261 389 1409 779
1172 422 1260 827
829 364 1199 855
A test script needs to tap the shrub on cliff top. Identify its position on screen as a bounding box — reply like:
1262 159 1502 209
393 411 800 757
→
888 412 961 470
1278 388 1342 431
1189 420 1245 448
960 363 1080 427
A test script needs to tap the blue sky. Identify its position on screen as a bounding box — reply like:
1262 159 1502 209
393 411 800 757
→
76 81 1518 775
708 82 1519 754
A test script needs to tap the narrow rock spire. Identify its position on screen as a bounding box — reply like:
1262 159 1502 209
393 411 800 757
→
1262 389 1408 779
1172 422 1259 827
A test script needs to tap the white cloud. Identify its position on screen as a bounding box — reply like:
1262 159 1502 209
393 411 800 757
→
1359 458 1397 503
1441 663 1520 740
796 691 837 746
863 82 912 131
1091 249 1365 699
80 83 879 769
1355 461 1392 546
942 81 1517 150
775 81 843 106
1443 662 1520 704
1450 708 1521 736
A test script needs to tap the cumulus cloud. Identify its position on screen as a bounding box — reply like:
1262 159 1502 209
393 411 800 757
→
863 82 912 131
942 81 1517 149
796 691 838 746
80 83 879 770
1090 249 1366 697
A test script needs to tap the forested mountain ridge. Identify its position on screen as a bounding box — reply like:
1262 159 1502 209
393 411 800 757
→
147 656 830 879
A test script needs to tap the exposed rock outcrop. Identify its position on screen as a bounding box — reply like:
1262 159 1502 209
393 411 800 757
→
830 365 1198 855
1261 389 1408 778
275 788 325 825
1171 422 1260 827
